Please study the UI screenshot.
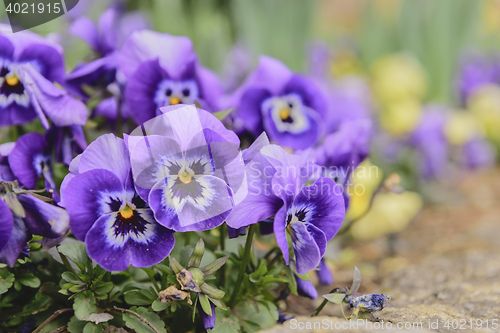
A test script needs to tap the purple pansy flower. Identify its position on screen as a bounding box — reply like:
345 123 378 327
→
0 181 69 267
199 302 216 330
118 31 223 125
0 142 15 181
225 56 327 150
295 275 318 299
127 105 246 232
0 33 87 128
409 106 449 180
61 134 175 271
66 6 148 122
461 137 496 170
8 132 59 201
456 53 500 105
226 137 345 275
316 258 333 285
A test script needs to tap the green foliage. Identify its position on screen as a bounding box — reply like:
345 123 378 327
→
123 306 167 333
0 269 15 294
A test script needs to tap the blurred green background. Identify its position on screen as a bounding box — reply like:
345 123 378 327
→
1 0 498 104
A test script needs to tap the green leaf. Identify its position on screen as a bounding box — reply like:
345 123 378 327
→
187 238 205 268
235 300 278 332
201 256 229 276
58 243 89 270
284 266 297 295
0 270 15 294
123 306 167 333
61 272 83 284
67 316 87 333
198 294 212 316
73 290 97 320
323 293 346 304
83 322 104 333
249 260 267 282
124 289 156 306
212 108 234 121
151 299 169 312
209 308 240 333
168 256 184 274
94 282 114 295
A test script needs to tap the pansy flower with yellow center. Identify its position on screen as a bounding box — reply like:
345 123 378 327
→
61 134 175 271
119 30 222 125
0 34 86 128
227 56 326 150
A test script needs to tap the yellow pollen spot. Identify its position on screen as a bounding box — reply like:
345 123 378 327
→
178 170 193 184
170 96 181 105
119 205 134 219
279 108 290 120
6 75 19 86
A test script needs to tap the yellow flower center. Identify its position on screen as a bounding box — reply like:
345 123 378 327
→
119 205 134 219
279 108 290 120
178 167 194 184
5 75 19 86
170 96 181 105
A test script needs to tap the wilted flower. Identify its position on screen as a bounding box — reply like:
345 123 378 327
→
61 134 175 271
0 180 69 266
128 104 246 232
118 31 223 125
0 33 86 128
225 56 327 150
164 239 227 330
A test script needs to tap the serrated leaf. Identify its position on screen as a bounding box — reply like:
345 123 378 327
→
74 291 97 320
123 306 167 333
124 289 156 306
0 270 15 294
323 293 346 304
58 243 89 269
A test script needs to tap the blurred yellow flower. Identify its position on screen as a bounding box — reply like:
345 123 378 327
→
350 191 423 241
371 54 427 106
444 112 483 146
467 85 500 145
346 161 383 221
380 99 422 136
330 49 363 79
482 0 500 35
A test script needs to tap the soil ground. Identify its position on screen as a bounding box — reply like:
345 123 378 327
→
261 169 500 332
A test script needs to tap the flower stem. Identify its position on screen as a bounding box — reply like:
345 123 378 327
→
228 224 256 308
112 306 162 333
32 308 73 333
57 249 76 275
312 287 337 317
